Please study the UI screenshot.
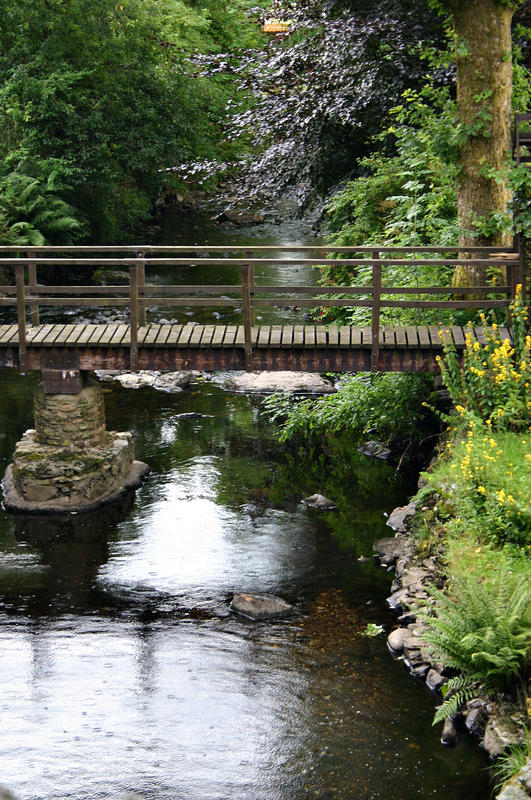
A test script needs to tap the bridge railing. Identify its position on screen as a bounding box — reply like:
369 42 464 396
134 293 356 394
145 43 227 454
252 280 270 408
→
0 243 526 371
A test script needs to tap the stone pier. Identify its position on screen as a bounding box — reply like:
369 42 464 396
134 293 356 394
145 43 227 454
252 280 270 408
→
3 377 149 513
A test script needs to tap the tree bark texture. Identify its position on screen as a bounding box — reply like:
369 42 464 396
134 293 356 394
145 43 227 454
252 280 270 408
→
448 0 515 286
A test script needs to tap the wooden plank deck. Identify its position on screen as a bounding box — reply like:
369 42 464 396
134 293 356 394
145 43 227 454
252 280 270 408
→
0 323 506 374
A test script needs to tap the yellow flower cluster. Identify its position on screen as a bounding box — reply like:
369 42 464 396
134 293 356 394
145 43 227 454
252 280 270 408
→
437 286 531 432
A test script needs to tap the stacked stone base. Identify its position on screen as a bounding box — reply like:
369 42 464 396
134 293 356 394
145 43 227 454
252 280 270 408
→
3 430 149 513
2 381 149 514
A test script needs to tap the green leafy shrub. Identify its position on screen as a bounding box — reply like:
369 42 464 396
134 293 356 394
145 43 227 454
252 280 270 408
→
420 566 531 723
437 426 531 549
435 286 531 431
0 171 82 245
262 372 433 445
317 84 460 326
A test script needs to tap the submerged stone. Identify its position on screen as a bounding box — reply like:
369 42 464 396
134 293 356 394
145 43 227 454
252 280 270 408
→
441 717 459 746
230 593 293 620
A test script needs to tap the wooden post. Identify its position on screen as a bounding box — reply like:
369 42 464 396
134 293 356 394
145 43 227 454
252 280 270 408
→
136 251 147 327
241 264 253 371
246 250 255 326
517 234 528 307
130 264 139 371
371 251 381 372
15 264 27 372
27 250 40 326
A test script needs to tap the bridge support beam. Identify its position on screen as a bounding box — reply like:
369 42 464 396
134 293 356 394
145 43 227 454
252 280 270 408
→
3 375 149 514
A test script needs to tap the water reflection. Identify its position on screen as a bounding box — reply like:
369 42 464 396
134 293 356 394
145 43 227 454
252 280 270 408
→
0 373 490 800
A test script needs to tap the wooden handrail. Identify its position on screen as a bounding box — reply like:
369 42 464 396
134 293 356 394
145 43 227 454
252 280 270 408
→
0 257 519 267
241 264 253 370
0 242 524 374
15 264 27 372
0 244 518 252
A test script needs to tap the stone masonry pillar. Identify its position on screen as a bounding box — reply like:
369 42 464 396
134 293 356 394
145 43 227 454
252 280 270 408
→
3 378 149 513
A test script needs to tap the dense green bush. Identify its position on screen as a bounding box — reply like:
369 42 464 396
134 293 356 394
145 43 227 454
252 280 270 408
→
435 287 531 432
0 172 81 245
0 0 259 242
262 372 434 446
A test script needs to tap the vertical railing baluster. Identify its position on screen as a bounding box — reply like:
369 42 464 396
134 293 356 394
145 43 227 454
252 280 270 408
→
27 249 40 326
371 250 381 372
130 264 139 371
136 250 147 327
15 263 27 372
242 263 253 371
517 234 528 306
246 249 255 326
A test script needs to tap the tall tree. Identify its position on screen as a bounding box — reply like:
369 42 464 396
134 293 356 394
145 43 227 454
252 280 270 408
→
435 0 525 285
185 0 448 209
0 0 259 242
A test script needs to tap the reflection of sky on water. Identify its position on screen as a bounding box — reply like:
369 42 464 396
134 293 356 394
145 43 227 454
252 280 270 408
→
97 455 319 601
0 370 490 800
1 619 310 800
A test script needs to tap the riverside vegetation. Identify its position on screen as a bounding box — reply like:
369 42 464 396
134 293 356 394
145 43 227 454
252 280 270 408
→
413 288 531 789
0 0 529 792
265 288 531 792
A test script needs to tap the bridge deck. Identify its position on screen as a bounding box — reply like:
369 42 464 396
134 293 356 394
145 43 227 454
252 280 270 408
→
0 322 510 374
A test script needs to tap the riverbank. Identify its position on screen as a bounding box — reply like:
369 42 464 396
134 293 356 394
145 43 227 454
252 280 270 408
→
374 420 531 796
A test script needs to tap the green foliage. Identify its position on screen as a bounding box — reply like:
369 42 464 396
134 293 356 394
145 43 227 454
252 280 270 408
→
361 623 385 637
433 426 531 548
435 287 531 431
508 163 531 239
319 84 460 326
420 566 531 723
491 727 531 792
0 0 259 241
262 372 433 446
326 85 460 249
0 171 82 245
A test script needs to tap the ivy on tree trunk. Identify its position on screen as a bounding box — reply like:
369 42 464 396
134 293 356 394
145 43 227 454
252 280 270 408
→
439 0 522 286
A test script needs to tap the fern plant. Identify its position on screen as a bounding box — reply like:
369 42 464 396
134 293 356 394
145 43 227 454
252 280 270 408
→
419 566 531 724
0 172 82 245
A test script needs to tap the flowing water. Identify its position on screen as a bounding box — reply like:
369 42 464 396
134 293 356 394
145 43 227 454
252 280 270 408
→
0 217 490 799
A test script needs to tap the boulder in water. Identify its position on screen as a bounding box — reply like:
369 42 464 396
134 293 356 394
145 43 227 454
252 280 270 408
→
358 440 392 460
96 370 197 393
301 493 337 510
230 593 293 620
218 371 336 395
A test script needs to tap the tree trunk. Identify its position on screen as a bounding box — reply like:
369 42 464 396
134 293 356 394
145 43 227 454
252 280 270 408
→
448 0 515 287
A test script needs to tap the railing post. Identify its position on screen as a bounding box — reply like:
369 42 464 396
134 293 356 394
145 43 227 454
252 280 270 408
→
27 249 40 326
517 234 528 307
129 264 139 371
371 250 381 372
136 250 147 327
15 264 27 372
241 263 253 371
246 249 255 326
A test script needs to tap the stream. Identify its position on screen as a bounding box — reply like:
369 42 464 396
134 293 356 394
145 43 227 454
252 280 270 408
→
0 215 490 799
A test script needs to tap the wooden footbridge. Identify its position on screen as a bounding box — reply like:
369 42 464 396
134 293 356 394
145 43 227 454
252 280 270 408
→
0 243 527 391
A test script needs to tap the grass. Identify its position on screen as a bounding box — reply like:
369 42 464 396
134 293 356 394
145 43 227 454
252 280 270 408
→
411 422 531 785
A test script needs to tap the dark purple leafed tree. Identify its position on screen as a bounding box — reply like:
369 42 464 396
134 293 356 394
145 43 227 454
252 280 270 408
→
174 0 449 208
